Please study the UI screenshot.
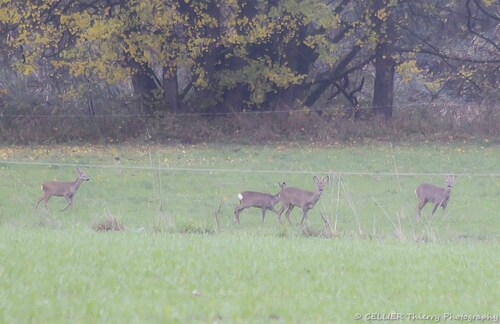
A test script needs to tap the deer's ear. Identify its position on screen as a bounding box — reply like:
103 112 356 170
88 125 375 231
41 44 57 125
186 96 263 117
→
324 175 330 182
313 176 318 182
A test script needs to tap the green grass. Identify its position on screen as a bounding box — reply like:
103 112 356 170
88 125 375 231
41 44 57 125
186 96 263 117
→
0 143 498 240
0 143 498 322
0 229 498 323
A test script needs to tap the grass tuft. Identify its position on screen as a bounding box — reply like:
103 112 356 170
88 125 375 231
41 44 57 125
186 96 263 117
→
92 210 125 232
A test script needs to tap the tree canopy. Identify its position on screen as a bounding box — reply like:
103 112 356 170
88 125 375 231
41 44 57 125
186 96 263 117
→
1 0 498 117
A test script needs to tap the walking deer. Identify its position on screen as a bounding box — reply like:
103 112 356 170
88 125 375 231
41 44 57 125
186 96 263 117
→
234 183 284 224
415 175 455 222
35 167 90 212
277 176 329 225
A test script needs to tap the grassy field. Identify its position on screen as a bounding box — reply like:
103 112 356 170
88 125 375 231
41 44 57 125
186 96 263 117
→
0 143 498 322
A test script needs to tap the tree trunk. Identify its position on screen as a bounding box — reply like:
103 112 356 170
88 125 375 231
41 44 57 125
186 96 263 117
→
372 41 395 119
371 0 396 119
163 66 179 112
130 63 158 114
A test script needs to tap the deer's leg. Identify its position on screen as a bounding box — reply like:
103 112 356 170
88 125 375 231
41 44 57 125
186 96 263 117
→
416 201 427 222
431 203 439 218
233 206 240 224
277 205 286 224
35 195 46 209
44 196 51 208
300 208 309 225
234 206 245 224
37 194 52 210
261 208 267 223
60 196 73 212
284 206 294 225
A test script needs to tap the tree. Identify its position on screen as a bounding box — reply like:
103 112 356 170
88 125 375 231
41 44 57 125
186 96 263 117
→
1 0 498 117
302 0 499 118
369 0 500 117
371 0 397 119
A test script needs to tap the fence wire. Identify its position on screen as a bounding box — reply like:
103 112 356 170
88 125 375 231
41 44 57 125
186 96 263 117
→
0 102 458 119
1 158 498 238
1 160 500 177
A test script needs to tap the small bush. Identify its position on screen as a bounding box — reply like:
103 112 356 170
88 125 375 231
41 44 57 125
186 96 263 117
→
92 216 125 232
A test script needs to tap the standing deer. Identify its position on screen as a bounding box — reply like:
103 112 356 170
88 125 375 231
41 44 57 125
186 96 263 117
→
35 167 90 212
415 175 455 222
277 176 329 225
234 183 284 224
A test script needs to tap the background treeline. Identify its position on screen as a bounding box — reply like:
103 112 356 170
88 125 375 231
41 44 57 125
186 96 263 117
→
0 0 498 143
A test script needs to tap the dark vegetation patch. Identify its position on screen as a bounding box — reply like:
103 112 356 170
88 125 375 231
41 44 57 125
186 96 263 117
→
175 222 216 235
92 216 125 232
0 102 497 145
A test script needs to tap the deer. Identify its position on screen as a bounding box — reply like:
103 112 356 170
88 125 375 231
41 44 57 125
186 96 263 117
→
233 183 285 224
35 166 90 212
415 175 455 222
277 175 329 225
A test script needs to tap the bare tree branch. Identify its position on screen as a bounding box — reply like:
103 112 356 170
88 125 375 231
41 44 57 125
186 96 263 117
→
466 0 500 51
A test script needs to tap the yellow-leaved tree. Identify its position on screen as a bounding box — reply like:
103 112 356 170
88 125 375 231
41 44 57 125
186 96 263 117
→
1 0 498 115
